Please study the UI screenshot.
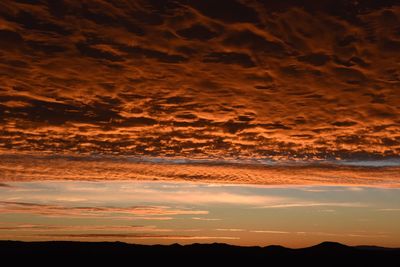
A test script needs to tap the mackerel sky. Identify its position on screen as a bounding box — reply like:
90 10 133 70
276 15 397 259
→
1 0 400 163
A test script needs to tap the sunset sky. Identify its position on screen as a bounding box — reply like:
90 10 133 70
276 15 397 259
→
0 0 399 247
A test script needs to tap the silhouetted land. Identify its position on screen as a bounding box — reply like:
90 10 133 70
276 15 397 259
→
1 241 399 265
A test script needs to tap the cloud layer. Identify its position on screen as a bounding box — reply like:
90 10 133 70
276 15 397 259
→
0 153 399 186
0 0 400 162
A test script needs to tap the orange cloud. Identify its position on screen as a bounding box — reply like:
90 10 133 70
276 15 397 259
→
0 1 399 163
0 153 399 187
0 201 208 219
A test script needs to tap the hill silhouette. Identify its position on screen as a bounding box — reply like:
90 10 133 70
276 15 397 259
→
0 240 399 265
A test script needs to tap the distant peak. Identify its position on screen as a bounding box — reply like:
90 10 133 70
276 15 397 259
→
311 241 350 249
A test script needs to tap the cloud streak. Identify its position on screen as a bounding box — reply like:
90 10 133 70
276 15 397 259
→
36 233 240 241
0 153 399 187
0 201 208 219
258 202 366 209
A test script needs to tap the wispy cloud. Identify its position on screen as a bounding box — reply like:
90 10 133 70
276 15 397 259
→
36 233 240 241
0 180 289 206
377 208 400 212
296 232 389 238
250 230 290 234
0 223 172 233
215 228 245 232
192 217 221 221
0 201 208 219
258 202 367 209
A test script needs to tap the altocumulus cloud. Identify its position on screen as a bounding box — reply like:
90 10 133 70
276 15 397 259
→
0 0 399 163
0 153 399 186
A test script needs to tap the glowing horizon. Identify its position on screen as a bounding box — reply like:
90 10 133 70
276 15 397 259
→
1 181 399 248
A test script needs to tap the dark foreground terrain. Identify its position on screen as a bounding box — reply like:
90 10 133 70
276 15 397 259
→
1 241 399 265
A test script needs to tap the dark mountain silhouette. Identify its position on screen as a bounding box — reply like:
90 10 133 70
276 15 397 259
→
0 240 399 265
355 245 400 251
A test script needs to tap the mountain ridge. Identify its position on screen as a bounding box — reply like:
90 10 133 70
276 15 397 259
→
1 240 399 264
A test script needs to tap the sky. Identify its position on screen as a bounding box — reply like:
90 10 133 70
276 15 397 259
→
1 181 399 248
0 0 399 246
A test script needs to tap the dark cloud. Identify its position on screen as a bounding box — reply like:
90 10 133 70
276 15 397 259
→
331 121 358 127
177 24 218 40
120 45 188 63
76 43 123 62
0 96 121 126
333 67 367 84
0 0 399 163
260 0 399 20
297 53 331 66
0 29 24 49
203 52 256 68
26 41 67 54
187 0 260 23
223 30 287 56
117 117 158 127
11 10 71 35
